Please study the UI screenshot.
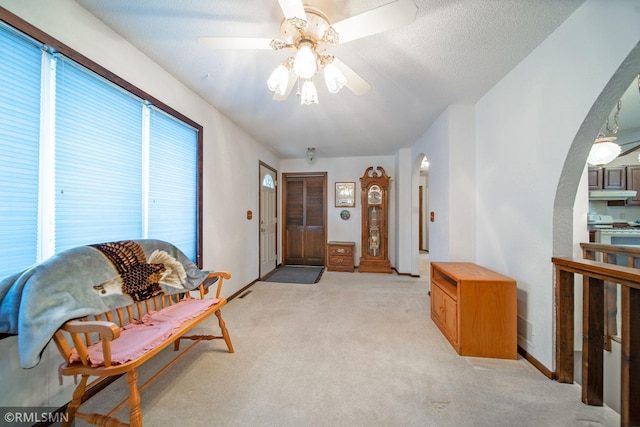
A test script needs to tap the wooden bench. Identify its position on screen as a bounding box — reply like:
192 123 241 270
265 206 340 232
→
52 271 234 427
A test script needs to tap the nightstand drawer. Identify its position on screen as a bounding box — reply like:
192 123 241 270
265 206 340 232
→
329 245 353 256
328 255 349 265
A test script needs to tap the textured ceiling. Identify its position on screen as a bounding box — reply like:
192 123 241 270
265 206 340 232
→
74 0 587 159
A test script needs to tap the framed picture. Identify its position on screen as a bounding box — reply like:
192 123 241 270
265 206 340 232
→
335 182 355 207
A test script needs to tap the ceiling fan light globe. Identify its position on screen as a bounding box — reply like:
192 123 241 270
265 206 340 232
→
324 63 346 94
267 64 290 95
300 80 319 105
293 44 317 79
587 138 621 166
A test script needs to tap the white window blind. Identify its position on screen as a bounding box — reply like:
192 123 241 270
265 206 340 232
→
147 107 198 260
0 26 43 279
54 58 144 253
0 22 202 280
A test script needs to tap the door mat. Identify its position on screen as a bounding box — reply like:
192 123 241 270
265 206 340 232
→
263 266 324 284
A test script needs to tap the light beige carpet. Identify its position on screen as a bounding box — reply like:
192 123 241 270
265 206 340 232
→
74 268 619 427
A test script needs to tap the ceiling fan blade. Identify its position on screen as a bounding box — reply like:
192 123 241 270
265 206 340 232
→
277 0 307 21
197 37 273 50
331 0 418 44
273 69 297 101
333 58 371 96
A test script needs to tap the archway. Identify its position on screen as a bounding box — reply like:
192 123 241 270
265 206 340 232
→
553 43 640 258
552 43 640 413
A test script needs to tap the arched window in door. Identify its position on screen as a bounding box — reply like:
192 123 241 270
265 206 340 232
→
262 174 275 189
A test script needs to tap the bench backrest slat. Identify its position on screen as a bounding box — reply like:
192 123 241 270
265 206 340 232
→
135 302 143 321
116 308 125 327
126 306 134 324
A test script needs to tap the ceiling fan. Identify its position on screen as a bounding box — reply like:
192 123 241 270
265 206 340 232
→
197 0 418 105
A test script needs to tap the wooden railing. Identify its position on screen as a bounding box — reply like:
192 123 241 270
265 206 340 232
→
553 252 640 427
581 243 640 351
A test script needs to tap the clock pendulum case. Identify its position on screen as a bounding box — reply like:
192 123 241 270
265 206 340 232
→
359 166 392 273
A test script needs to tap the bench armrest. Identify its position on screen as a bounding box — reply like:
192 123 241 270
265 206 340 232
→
205 271 231 298
60 320 121 367
62 320 121 340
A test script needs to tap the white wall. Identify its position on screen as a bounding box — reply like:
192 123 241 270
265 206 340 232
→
0 0 278 407
395 148 413 274
280 156 396 268
474 0 640 369
407 0 640 371
413 111 449 262
412 105 476 263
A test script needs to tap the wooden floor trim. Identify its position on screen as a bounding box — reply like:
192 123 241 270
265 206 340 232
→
518 345 555 380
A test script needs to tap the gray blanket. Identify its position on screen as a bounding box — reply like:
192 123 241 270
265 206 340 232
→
0 239 209 368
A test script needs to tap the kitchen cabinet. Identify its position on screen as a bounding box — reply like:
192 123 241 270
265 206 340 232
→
430 262 517 359
588 166 627 190
626 166 640 206
588 167 603 190
327 241 355 272
603 166 626 190
589 166 640 205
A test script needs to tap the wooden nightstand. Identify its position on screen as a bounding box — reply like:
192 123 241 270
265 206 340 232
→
327 241 355 272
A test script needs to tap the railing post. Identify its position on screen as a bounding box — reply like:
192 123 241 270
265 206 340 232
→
620 286 640 427
555 266 574 383
554 253 640 426
582 276 604 405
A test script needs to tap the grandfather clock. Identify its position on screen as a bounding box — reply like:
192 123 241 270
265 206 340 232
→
359 166 392 273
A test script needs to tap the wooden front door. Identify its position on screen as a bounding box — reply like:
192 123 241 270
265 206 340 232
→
283 173 326 266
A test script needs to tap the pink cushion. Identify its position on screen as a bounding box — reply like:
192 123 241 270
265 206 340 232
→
69 298 219 367
143 298 219 323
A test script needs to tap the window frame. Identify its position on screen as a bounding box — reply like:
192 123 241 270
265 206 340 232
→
0 7 205 268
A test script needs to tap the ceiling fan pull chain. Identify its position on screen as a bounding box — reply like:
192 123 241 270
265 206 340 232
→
605 99 622 135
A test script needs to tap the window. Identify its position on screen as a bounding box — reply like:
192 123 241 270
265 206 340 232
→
148 107 198 260
0 20 202 280
262 173 275 189
54 58 144 253
0 25 42 279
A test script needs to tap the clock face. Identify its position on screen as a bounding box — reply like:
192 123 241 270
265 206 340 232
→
367 185 382 205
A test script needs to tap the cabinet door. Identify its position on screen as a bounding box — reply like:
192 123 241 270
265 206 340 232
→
626 166 640 206
603 167 626 190
442 292 457 343
431 285 457 344
588 167 603 190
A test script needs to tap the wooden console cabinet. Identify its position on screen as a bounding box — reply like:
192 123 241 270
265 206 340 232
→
327 241 355 272
430 262 517 359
